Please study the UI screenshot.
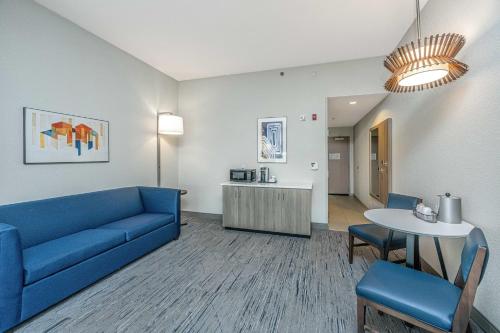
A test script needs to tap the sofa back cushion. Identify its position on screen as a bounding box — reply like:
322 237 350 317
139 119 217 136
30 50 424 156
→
0 187 144 248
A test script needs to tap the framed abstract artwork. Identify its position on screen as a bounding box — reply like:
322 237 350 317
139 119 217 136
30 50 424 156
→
23 107 109 164
257 117 287 163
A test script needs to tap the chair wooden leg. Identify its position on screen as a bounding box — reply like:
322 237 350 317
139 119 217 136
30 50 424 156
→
349 233 354 264
357 297 366 333
379 247 385 261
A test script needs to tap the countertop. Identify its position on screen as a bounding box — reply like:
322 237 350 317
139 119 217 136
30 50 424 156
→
221 181 313 190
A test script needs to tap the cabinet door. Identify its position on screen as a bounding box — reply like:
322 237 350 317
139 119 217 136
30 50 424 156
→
255 187 281 232
222 186 239 227
237 186 255 229
279 189 311 236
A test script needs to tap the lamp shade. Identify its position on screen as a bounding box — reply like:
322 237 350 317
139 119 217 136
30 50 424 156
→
158 113 183 135
384 33 468 93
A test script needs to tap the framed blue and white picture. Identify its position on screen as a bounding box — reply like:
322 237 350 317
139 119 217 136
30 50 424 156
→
257 117 287 163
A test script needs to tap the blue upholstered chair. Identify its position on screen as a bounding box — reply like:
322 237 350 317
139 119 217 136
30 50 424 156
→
356 228 489 333
348 193 420 264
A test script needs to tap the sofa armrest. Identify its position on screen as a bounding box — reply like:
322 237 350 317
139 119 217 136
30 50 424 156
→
139 187 181 235
0 223 23 331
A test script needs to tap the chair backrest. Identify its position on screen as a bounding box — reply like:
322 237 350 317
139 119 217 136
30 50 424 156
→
459 228 489 285
451 227 489 332
386 193 421 210
0 187 145 248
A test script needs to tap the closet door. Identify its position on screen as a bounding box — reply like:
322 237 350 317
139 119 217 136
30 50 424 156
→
378 120 390 205
369 118 392 204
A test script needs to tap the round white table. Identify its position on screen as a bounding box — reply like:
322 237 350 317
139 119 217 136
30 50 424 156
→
364 209 474 279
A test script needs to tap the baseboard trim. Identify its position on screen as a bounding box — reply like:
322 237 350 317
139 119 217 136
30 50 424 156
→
420 258 499 333
471 307 499 333
224 226 310 238
311 222 330 231
182 211 222 222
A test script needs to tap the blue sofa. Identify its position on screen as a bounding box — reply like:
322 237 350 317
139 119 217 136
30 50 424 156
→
0 187 180 332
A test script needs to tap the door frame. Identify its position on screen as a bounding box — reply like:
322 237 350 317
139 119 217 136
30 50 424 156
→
369 118 392 204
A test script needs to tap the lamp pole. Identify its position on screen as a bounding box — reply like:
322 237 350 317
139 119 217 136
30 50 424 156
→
157 112 161 187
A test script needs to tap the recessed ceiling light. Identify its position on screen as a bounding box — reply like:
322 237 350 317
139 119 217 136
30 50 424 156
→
349 101 357 105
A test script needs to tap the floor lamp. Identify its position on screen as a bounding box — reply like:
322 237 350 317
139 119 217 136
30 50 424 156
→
157 112 184 187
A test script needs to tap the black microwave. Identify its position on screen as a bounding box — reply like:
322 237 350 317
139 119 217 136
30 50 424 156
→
230 169 256 182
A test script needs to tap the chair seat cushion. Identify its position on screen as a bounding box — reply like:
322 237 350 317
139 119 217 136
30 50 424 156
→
23 229 126 285
356 260 461 330
348 224 406 249
98 213 174 241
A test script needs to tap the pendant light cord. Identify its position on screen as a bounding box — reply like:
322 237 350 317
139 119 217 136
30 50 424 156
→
415 0 422 40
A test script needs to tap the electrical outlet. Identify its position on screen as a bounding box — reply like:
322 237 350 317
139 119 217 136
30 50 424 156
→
310 162 319 170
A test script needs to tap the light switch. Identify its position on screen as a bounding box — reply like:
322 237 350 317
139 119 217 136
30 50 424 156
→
310 162 319 170
299 115 306 121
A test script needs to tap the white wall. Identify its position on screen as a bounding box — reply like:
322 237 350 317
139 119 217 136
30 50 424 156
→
0 0 179 204
354 0 500 326
178 58 387 223
328 127 354 194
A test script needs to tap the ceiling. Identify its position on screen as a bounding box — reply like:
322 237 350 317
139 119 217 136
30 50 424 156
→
35 0 428 81
328 94 388 127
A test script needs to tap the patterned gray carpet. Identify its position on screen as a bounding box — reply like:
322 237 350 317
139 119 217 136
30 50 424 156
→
13 216 482 333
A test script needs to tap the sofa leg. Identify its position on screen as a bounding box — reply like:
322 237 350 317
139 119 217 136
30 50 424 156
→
349 233 354 264
357 297 366 333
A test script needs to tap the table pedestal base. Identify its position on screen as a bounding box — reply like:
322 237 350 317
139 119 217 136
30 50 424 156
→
405 234 421 270
405 235 449 281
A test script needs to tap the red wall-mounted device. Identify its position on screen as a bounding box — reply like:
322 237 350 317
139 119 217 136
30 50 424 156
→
312 113 317 121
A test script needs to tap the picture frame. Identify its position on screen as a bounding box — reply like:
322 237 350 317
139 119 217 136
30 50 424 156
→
257 117 287 163
23 107 110 164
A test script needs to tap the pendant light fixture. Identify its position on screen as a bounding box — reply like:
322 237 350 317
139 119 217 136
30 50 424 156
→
384 0 468 93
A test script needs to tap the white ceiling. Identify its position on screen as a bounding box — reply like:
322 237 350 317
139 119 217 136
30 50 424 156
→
35 0 428 81
328 94 388 127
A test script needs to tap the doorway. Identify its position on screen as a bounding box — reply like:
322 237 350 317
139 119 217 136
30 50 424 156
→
328 136 350 195
326 93 388 231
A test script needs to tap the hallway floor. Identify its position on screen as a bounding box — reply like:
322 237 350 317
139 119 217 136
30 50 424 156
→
328 195 369 232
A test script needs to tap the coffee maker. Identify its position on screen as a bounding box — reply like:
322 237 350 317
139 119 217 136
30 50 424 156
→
259 167 269 183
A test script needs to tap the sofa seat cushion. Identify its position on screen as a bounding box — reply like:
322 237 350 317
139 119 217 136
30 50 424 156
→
98 213 174 241
356 260 461 331
23 229 126 285
348 224 406 249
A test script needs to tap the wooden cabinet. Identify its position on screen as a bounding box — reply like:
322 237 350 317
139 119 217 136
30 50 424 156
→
278 188 311 235
223 184 311 236
222 186 240 228
237 185 255 228
254 187 280 231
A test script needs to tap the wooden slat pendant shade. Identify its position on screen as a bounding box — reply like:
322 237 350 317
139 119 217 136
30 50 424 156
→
384 33 468 93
